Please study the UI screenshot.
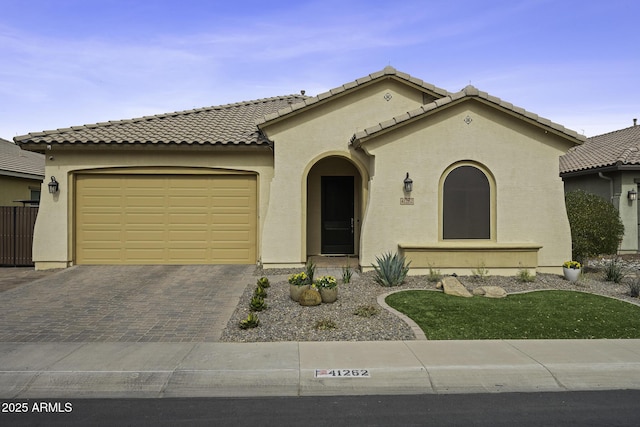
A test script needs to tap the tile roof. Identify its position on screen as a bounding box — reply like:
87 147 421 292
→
560 125 640 174
256 66 451 126
0 138 44 178
351 85 587 147
15 95 307 150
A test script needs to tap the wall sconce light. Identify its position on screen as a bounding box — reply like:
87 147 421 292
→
403 172 413 193
628 188 637 201
48 176 59 194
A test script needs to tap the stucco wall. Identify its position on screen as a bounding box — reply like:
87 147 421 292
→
0 175 41 206
33 146 274 269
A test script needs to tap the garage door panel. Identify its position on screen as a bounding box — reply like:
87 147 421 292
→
76 174 256 264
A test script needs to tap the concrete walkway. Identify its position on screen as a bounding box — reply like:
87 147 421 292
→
1 339 639 398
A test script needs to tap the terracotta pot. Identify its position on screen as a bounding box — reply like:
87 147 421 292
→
290 284 310 302
563 267 581 282
319 287 338 303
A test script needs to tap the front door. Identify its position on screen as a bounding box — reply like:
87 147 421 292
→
321 176 354 254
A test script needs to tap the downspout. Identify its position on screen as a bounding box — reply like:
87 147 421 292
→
598 172 614 203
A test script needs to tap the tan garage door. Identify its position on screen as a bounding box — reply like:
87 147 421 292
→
75 174 257 264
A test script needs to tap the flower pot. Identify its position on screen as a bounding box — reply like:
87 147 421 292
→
563 267 581 282
290 284 310 302
319 287 338 303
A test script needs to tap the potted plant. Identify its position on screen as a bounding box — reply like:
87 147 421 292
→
314 275 338 303
288 272 310 302
562 260 581 282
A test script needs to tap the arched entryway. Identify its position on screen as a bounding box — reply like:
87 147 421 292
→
306 156 363 257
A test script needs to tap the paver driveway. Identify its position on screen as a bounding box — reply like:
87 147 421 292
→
0 265 255 342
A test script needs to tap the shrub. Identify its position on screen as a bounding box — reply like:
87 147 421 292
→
257 277 270 288
517 269 535 283
353 304 379 317
604 258 624 283
372 252 410 287
239 312 260 329
314 319 337 330
565 190 624 263
427 265 443 283
254 285 267 298
630 280 640 298
250 295 267 311
471 262 489 281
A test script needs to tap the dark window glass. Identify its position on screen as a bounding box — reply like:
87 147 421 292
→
443 166 490 239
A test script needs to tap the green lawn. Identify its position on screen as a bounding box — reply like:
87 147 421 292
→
385 290 640 340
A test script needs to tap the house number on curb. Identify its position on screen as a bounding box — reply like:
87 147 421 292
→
400 197 414 205
315 369 371 378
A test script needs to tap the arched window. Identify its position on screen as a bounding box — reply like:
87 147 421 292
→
442 165 491 239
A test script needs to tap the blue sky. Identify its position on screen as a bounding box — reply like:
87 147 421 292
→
1 0 638 140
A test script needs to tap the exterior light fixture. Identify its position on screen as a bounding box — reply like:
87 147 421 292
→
403 172 413 193
48 176 59 194
628 188 637 201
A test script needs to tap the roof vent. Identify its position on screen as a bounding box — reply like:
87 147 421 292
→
301 90 306 96
634 118 637 126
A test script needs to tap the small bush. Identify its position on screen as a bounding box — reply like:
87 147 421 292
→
630 280 640 298
565 190 624 263
257 277 270 288
250 295 267 311
254 285 267 298
427 265 443 283
471 262 489 281
314 319 337 330
239 312 260 329
604 258 624 283
354 305 379 318
372 252 410 287
517 269 535 283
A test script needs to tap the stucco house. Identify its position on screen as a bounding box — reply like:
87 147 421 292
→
561 122 640 253
15 67 585 274
0 137 44 206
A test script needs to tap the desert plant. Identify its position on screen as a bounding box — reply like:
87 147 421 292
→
314 319 337 330
254 285 267 298
517 269 535 283
239 312 260 329
305 260 316 284
249 295 267 311
314 275 337 289
604 258 624 283
565 190 624 263
257 277 270 288
342 265 353 284
630 280 640 298
372 251 410 287
471 262 489 281
427 265 442 283
288 272 309 287
353 304 379 318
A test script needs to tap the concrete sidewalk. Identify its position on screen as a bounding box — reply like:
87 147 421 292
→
1 339 639 398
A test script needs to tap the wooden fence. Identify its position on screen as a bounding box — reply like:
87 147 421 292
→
0 206 38 266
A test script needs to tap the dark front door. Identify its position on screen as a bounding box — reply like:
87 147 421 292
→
321 176 354 254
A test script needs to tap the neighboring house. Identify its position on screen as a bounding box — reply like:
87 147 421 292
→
15 67 585 273
0 137 44 206
560 122 640 253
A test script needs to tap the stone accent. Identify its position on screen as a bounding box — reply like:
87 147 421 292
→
473 286 507 298
299 288 322 306
439 276 472 298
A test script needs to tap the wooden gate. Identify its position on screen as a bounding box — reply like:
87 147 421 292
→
0 206 38 266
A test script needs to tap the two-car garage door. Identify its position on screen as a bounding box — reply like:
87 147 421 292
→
75 174 257 265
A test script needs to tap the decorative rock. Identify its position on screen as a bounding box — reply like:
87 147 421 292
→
299 288 322 306
476 286 507 299
441 276 472 298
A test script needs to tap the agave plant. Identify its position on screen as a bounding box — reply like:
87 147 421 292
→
250 295 267 311
372 252 410 287
254 285 267 298
239 312 260 329
257 276 270 288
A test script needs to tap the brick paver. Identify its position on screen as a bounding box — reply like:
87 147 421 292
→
0 265 254 342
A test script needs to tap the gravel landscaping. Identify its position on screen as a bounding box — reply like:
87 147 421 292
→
220 257 640 343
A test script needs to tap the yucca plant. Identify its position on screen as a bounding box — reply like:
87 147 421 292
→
239 312 260 329
257 277 270 288
604 258 624 283
305 260 316 284
250 295 267 311
372 252 410 287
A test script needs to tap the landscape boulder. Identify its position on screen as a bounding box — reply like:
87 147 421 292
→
299 288 322 306
439 276 472 298
473 286 507 299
